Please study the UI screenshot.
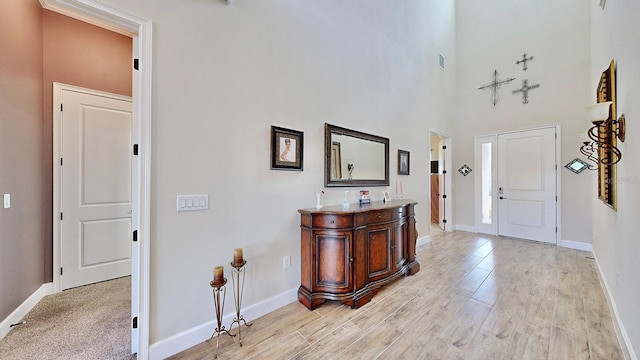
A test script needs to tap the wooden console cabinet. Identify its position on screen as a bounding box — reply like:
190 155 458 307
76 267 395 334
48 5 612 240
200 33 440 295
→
298 200 420 310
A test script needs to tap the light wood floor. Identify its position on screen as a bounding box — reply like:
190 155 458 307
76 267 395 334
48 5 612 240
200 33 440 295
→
170 231 624 359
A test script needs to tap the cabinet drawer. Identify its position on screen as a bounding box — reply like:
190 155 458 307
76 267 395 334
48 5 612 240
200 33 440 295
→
355 209 394 225
312 214 353 229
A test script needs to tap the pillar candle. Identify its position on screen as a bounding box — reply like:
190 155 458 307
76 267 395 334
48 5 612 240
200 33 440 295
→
213 266 224 283
233 248 243 265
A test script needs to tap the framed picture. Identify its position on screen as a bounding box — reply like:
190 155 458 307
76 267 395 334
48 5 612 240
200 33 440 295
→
398 150 410 175
271 126 303 171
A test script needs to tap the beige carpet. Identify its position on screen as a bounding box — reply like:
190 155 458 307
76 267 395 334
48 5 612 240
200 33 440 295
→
0 276 134 360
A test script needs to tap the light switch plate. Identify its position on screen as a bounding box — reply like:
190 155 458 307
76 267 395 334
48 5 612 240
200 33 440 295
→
3 194 10 209
177 194 209 212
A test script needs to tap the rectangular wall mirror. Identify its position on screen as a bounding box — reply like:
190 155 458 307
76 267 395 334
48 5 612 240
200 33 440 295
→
324 123 389 187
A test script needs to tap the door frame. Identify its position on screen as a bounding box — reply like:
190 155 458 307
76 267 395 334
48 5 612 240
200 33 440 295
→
474 125 562 243
43 1 152 358
429 130 452 232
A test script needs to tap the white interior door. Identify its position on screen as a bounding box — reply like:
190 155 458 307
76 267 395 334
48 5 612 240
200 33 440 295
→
60 86 133 290
497 127 557 243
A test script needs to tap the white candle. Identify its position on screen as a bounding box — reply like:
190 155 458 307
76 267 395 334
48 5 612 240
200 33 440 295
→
213 266 224 283
233 248 243 265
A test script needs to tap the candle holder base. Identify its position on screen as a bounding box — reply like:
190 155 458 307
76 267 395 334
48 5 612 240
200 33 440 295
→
207 279 235 358
229 261 253 346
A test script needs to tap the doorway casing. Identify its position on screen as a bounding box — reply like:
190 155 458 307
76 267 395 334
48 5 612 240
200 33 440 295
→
429 130 452 234
41 0 152 358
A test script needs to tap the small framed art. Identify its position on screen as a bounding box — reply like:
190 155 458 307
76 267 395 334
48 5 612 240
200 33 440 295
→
398 150 410 175
271 126 303 171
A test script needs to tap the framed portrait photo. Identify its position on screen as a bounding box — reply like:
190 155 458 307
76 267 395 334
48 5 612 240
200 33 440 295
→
398 150 410 175
271 126 303 171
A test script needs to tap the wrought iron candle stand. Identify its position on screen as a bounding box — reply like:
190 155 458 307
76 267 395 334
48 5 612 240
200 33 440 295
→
229 260 252 346
207 278 235 358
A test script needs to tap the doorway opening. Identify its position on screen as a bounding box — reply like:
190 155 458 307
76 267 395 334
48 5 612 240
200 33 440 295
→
429 131 452 235
42 0 152 357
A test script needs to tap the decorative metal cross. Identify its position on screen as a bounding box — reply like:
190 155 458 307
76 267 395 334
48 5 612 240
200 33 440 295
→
512 79 540 104
516 53 534 71
478 70 516 106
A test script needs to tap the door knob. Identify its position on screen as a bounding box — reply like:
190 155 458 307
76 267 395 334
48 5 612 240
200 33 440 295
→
499 196 507 200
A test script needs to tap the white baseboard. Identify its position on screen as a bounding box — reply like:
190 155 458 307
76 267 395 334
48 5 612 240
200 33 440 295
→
0 282 53 340
592 253 638 360
557 239 593 252
454 224 476 233
149 287 298 360
416 235 431 248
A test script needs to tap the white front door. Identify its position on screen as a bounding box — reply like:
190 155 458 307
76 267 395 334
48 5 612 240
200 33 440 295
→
497 127 557 243
59 85 133 290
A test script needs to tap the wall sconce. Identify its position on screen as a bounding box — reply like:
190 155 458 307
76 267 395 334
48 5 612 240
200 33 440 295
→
583 101 626 165
579 141 599 170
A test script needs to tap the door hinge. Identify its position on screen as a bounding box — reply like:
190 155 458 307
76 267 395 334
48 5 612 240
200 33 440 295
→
60 267 63 276
60 158 63 166
133 144 139 156
442 194 447 199
442 170 447 174
442 219 447 223
132 316 138 329
442 145 447 150
556 227 558 233
60 212 63 220
133 230 138 242
60 104 63 112
133 58 139 71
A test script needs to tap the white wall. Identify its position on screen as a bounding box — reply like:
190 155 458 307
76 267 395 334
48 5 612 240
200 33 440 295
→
97 0 456 348
591 0 640 356
454 0 592 244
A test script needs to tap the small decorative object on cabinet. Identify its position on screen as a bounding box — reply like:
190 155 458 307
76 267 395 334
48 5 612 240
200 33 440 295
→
297 200 420 310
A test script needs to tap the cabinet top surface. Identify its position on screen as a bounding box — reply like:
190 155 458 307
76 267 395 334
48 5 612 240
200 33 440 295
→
298 199 416 215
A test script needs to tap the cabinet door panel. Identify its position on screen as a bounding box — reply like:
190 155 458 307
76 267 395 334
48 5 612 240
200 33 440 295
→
315 232 351 292
362 225 392 282
394 221 407 270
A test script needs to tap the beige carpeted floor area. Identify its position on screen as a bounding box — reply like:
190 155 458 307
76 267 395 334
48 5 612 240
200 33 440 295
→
0 276 134 360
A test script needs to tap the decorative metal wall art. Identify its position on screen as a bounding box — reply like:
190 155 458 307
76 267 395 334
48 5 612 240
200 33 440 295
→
478 70 515 106
512 79 540 104
458 164 472 176
516 53 534 71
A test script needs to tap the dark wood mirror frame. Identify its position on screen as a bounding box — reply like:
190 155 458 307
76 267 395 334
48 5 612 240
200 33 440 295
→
324 123 390 187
